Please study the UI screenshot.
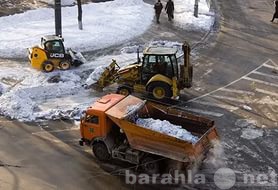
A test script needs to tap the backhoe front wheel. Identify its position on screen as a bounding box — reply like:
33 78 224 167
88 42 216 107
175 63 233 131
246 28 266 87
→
59 61 71 70
147 82 172 100
42 61 54 72
116 85 132 96
92 142 111 161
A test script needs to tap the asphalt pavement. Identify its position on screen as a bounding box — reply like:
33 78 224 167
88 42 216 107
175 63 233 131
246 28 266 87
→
0 0 278 189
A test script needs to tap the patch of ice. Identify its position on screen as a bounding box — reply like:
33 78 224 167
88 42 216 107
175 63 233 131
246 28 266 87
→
136 118 199 143
235 119 257 128
242 105 252 111
241 128 263 140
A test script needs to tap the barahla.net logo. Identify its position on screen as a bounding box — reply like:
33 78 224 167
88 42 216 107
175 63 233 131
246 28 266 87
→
125 167 278 189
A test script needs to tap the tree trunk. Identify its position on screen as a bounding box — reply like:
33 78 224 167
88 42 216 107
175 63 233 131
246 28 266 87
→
77 0 83 30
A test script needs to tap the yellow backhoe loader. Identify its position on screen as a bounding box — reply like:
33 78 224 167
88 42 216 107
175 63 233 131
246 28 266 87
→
90 41 193 100
28 35 85 72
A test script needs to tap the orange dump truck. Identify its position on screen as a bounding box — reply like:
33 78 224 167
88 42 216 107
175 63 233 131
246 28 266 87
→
79 94 219 173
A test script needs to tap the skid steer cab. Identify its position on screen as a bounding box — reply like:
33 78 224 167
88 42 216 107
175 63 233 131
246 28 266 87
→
28 35 85 72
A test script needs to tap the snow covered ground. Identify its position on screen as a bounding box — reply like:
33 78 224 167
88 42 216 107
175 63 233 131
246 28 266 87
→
0 0 153 58
0 0 213 58
174 0 214 30
0 0 214 121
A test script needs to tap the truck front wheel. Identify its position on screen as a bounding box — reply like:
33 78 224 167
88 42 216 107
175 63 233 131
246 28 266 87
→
92 142 111 161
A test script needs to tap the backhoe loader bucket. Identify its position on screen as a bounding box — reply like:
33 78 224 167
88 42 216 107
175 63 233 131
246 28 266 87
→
96 59 120 88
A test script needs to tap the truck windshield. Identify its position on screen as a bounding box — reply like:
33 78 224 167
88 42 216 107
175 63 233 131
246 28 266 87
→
85 115 99 124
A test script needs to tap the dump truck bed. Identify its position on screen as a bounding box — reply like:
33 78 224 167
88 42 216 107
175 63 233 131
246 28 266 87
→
105 95 219 162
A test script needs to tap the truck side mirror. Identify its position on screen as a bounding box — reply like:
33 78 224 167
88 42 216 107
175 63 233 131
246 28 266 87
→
80 111 86 123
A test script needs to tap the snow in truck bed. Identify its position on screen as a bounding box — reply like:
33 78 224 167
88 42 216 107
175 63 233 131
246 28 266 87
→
136 118 199 144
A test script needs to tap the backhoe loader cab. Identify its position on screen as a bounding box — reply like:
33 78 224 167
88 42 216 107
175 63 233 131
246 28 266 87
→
28 35 85 72
141 47 179 84
93 41 193 100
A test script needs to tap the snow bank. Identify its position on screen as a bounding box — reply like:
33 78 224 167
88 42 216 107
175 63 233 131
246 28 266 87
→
0 0 153 58
0 67 85 121
136 118 199 143
174 0 214 31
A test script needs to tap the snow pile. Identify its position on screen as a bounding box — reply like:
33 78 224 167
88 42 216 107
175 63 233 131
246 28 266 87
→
124 101 146 122
174 0 214 31
0 68 85 121
85 66 105 86
0 0 153 58
136 118 199 143
0 90 37 120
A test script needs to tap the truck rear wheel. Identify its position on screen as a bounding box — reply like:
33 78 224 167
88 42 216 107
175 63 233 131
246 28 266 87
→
147 82 172 100
141 156 160 175
92 142 111 161
42 61 54 72
59 60 71 70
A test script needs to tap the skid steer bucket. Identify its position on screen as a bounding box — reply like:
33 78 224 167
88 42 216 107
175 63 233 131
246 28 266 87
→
68 49 86 66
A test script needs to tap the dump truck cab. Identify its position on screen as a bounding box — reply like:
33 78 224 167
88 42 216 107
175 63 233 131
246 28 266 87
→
28 35 84 72
80 94 125 146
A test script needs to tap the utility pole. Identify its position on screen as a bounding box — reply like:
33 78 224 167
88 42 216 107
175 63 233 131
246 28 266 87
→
55 0 62 36
194 0 199 18
77 0 83 30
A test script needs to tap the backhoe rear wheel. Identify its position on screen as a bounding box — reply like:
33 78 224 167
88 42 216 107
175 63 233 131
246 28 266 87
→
92 142 111 161
42 61 54 72
147 82 172 100
59 60 71 70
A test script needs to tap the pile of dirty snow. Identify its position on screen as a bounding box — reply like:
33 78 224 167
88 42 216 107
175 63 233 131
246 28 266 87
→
136 118 199 143
0 67 86 121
